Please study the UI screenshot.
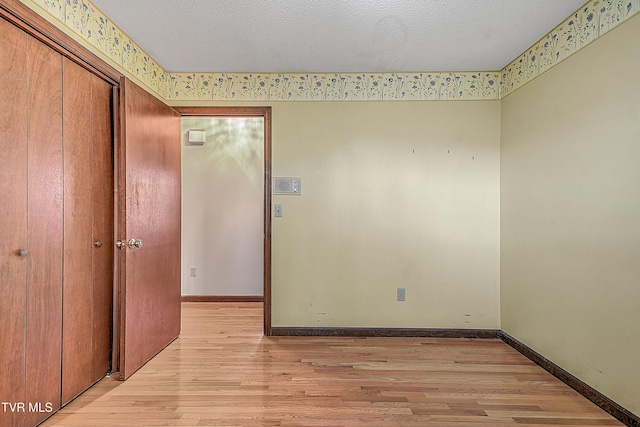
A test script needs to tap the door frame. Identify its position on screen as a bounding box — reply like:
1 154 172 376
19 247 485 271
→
176 107 273 335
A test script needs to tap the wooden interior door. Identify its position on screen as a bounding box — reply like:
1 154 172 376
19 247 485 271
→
117 77 181 380
0 16 28 427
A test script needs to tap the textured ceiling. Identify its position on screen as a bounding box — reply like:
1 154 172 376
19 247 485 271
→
90 0 588 73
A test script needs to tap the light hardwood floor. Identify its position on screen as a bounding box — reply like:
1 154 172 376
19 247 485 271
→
41 303 623 426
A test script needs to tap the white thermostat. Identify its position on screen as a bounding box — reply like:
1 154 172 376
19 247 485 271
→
273 177 301 195
187 129 206 145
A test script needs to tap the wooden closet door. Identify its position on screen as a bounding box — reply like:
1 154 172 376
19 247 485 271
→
1 11 114 424
61 60 114 404
25 35 64 427
91 73 114 383
0 16 28 427
62 58 94 404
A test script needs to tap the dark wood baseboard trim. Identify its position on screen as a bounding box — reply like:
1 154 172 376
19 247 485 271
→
498 331 639 427
181 295 264 303
270 327 500 339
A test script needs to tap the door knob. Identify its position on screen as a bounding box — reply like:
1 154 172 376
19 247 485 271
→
128 238 143 249
18 249 28 257
94 240 103 247
116 240 126 249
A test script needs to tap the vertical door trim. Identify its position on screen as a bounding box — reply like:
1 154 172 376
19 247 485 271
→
111 82 123 377
175 106 273 335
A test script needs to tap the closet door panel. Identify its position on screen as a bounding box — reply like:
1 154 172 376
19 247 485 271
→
91 74 114 382
62 58 94 404
0 17 28 427
25 35 63 426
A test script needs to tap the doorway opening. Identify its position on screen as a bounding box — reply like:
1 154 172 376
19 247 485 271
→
177 107 272 334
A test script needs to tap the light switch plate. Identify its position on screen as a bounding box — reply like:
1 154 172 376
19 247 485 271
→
274 204 283 217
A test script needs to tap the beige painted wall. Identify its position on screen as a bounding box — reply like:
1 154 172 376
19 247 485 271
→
181 118 264 296
267 101 501 328
173 100 500 328
501 14 640 416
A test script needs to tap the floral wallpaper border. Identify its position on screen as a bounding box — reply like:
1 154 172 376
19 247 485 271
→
164 72 500 101
24 0 168 97
21 0 640 102
501 0 640 97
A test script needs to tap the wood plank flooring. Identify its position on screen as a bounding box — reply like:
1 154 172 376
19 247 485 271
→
41 303 623 426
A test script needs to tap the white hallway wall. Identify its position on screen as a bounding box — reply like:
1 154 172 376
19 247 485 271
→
181 117 264 296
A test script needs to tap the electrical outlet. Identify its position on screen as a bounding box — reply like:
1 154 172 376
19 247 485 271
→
397 288 405 301
189 266 197 277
